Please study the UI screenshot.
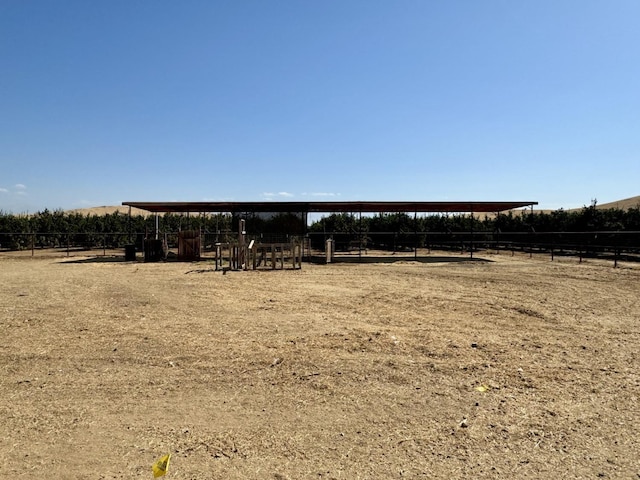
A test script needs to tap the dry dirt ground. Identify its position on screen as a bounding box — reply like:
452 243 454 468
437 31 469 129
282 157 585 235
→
1 251 639 479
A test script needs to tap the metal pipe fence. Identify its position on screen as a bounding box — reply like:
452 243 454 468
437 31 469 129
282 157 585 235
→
0 231 310 259
308 230 640 266
2 231 639 266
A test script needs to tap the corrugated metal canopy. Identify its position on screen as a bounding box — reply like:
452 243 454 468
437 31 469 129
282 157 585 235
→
122 200 537 214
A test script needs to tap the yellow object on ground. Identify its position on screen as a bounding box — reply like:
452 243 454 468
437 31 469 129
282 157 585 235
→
152 453 171 477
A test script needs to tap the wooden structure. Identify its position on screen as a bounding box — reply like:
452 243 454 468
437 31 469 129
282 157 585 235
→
214 239 303 271
144 239 164 262
210 218 302 271
178 230 200 261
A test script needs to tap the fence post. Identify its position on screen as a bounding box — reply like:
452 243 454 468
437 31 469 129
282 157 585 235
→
470 213 474 259
252 242 257 270
414 211 418 260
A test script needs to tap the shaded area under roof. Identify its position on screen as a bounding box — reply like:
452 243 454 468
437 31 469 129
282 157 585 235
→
122 201 538 214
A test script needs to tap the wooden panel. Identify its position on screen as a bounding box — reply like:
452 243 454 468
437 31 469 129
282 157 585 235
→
144 239 164 262
178 230 201 261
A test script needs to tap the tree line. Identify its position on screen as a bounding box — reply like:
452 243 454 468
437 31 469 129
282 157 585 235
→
0 209 232 250
307 205 640 251
1 204 639 251
309 204 640 235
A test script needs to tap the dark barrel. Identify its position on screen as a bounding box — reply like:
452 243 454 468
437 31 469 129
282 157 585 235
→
124 244 136 261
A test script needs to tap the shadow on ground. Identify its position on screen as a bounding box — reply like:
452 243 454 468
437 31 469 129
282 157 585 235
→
58 255 493 266
309 255 493 264
58 256 135 264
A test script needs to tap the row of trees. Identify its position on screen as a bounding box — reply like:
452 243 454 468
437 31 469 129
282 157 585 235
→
1 204 640 251
0 209 235 233
0 209 233 250
309 204 640 235
307 205 640 251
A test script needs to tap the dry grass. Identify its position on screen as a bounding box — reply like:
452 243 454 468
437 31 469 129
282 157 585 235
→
1 251 639 479
595 195 640 210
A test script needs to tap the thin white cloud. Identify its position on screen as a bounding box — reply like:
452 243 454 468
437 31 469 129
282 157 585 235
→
14 183 26 190
310 192 339 197
261 193 275 201
0 187 8 193
15 191 27 196
262 192 294 200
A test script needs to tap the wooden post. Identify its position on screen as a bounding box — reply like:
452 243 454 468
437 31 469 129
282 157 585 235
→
326 238 333 263
31 233 35 257
238 219 246 269
292 241 300 269
292 243 297 269
289 240 296 270
251 241 257 270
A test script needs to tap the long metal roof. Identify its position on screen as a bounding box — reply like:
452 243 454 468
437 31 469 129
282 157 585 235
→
122 200 537 214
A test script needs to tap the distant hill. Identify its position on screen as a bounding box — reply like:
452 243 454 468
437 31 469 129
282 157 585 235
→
592 195 640 210
66 205 151 216
65 196 640 218
505 196 640 216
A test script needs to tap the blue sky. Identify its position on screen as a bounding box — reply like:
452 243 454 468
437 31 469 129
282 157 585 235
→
1 1 639 213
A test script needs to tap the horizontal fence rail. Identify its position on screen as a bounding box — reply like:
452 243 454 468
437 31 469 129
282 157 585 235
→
0 231 309 260
308 230 640 266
